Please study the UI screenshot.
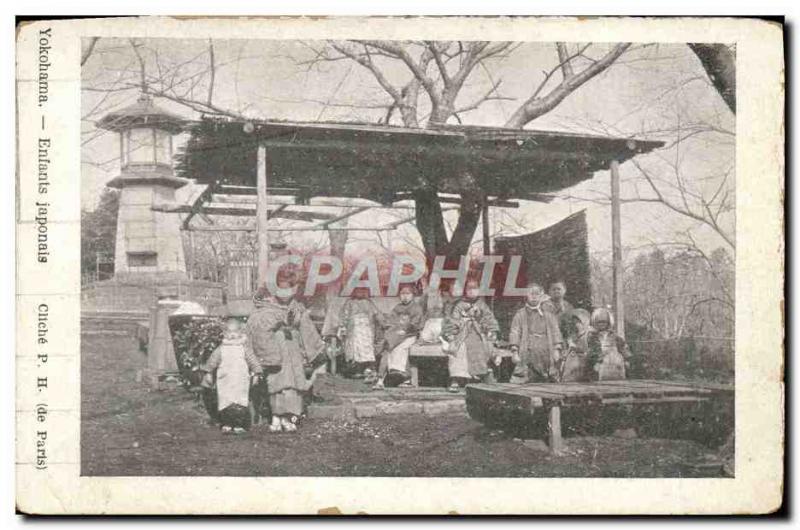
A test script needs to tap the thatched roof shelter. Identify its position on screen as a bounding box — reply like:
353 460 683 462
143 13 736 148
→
176 118 663 204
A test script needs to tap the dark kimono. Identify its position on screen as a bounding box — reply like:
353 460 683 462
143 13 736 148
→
443 298 499 379
587 330 629 381
551 299 575 318
559 309 591 382
551 298 576 337
200 332 263 428
383 299 425 373
246 299 324 416
508 302 564 383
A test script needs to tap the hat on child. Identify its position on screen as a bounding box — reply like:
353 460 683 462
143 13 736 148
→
590 307 614 329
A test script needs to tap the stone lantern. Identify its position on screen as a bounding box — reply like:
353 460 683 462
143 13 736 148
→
97 95 189 280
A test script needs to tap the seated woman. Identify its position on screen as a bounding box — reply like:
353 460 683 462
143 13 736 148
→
441 278 499 392
373 285 424 389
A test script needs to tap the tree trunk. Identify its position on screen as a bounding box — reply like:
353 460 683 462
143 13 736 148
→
410 104 486 264
442 190 482 258
413 188 449 260
688 43 736 114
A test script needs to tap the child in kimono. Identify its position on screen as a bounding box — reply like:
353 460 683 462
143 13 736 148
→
338 287 384 381
587 307 630 381
417 274 450 343
548 281 575 320
558 308 591 382
200 310 263 434
441 278 499 392
373 285 424 389
247 282 325 433
508 283 564 383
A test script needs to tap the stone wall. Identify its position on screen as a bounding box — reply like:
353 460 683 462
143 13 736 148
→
82 277 225 314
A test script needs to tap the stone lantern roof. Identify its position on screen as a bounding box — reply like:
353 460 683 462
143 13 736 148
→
96 94 187 134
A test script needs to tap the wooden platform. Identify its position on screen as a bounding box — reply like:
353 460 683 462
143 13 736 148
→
466 380 734 454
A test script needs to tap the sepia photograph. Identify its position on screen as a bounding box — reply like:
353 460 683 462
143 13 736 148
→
79 36 736 478
13 14 784 515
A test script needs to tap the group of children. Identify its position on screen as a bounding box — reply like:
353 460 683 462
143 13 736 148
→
199 276 630 434
200 278 327 435
334 278 630 393
336 285 425 389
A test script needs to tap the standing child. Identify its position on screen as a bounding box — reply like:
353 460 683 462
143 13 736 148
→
558 308 591 382
587 307 630 381
373 285 424 389
508 283 564 383
441 278 499 392
247 282 325 433
200 309 263 434
338 287 384 381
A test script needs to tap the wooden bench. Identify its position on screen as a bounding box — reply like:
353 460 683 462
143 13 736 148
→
407 343 513 387
465 380 734 454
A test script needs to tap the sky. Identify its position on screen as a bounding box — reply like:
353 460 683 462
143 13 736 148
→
81 39 735 260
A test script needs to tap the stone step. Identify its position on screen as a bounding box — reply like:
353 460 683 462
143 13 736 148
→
335 388 465 400
81 311 150 337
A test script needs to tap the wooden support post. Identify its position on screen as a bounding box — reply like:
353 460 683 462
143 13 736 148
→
256 145 270 288
482 199 491 256
188 231 194 280
610 159 625 338
409 363 420 388
548 405 564 454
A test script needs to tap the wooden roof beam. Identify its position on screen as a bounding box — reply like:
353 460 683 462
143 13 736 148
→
185 225 401 232
215 184 306 197
210 193 418 209
155 204 336 222
392 192 519 208
181 183 215 230
316 206 371 229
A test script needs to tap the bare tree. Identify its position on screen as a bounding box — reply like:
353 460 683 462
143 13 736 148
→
550 48 735 255
296 41 633 260
82 39 641 261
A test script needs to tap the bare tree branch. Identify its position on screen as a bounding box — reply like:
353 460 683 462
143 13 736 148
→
128 39 147 92
505 43 631 128
81 37 100 66
630 158 735 249
555 42 575 79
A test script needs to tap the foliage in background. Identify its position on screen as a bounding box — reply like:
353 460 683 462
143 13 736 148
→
81 188 119 281
169 316 225 385
627 335 734 383
592 245 734 380
592 246 733 340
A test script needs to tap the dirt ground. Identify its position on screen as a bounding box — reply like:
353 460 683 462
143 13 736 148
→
82 334 726 477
